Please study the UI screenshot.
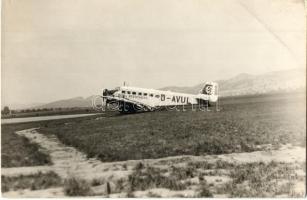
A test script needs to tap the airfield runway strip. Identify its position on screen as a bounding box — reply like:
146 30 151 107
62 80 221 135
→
1 113 99 124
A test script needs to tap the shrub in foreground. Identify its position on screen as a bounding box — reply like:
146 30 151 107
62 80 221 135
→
64 177 92 196
128 167 187 191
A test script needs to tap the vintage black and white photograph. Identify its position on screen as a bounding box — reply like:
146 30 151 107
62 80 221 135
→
1 0 306 198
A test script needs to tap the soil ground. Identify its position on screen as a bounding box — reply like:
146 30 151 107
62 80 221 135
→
2 128 305 197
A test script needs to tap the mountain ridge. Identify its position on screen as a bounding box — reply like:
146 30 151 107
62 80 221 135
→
160 68 305 96
6 68 305 110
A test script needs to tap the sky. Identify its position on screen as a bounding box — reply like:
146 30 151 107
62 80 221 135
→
1 0 306 106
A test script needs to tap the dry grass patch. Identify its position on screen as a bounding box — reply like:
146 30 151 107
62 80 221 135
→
1 171 61 193
217 161 303 197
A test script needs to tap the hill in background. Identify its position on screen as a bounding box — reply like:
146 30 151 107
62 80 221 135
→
160 68 305 96
35 96 95 109
8 68 305 110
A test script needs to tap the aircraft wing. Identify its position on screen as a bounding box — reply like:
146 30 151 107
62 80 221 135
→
102 95 155 111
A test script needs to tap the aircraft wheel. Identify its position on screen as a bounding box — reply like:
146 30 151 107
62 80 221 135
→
119 102 136 114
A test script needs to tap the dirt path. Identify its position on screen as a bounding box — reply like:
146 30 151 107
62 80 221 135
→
12 128 306 178
14 128 131 181
212 144 305 164
2 128 305 197
2 187 65 198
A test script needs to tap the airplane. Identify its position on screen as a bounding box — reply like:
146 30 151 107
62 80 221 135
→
98 82 219 114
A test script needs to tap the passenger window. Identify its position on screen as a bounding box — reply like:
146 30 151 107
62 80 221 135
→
138 92 142 95
149 94 154 97
127 91 131 94
122 91 126 94
155 94 160 98
144 93 147 96
132 92 136 95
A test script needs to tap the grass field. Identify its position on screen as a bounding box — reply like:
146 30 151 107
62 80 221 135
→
39 92 306 162
1 114 105 168
1 93 305 197
1 123 52 168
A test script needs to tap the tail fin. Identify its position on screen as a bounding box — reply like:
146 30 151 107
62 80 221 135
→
200 82 219 102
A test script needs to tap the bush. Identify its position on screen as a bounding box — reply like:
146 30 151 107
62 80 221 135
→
170 166 195 180
64 177 92 196
134 162 144 170
215 160 234 169
128 167 187 191
198 183 213 197
188 161 214 169
91 178 105 186
198 175 205 182
115 178 126 192
1 184 9 193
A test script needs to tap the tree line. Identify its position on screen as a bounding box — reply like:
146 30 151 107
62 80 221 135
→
1 106 92 115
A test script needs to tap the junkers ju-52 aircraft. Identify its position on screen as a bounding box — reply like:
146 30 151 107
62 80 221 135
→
99 82 218 114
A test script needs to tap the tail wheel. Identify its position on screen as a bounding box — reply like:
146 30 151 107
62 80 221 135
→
204 100 211 107
197 99 211 107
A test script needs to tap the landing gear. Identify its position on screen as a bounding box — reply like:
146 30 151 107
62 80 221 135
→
119 102 136 114
197 99 211 107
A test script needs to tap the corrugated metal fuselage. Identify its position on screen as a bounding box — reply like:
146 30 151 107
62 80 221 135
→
102 82 218 113
112 86 213 108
